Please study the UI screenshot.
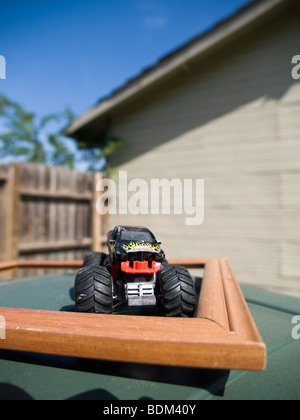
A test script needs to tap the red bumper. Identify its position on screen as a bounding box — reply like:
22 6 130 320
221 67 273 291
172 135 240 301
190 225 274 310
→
121 261 161 274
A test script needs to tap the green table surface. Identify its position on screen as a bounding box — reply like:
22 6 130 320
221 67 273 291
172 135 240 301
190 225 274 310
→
0 273 299 400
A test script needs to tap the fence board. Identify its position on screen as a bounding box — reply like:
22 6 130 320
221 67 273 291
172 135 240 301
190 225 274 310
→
0 165 11 261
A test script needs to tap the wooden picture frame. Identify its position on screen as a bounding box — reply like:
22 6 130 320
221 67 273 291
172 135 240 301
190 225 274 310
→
0 257 266 371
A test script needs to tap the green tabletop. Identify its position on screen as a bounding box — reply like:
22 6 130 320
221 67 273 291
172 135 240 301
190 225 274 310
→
0 273 299 400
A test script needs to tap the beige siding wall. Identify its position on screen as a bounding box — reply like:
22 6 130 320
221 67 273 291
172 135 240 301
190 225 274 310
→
109 7 300 296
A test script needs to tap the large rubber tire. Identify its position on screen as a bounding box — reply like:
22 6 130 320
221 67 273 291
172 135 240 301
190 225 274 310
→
157 265 196 318
82 252 107 268
74 265 113 314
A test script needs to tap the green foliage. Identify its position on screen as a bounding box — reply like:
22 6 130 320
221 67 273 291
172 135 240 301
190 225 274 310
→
0 94 125 172
101 137 126 159
77 136 126 173
0 94 75 168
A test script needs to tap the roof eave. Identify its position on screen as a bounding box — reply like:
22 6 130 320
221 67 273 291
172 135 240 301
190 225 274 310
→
64 0 286 138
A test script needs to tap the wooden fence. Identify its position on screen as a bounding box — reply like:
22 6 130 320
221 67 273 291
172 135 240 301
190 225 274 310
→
0 163 109 263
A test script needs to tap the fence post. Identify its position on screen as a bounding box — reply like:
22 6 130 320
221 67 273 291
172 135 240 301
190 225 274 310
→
4 163 21 261
92 172 103 252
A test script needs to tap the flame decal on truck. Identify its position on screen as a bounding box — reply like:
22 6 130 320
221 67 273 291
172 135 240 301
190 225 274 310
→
122 242 161 252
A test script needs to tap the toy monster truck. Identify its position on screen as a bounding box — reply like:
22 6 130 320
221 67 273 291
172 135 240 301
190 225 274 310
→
74 226 196 317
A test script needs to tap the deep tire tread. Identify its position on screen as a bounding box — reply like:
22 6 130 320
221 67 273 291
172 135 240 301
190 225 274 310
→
157 265 196 318
75 265 113 314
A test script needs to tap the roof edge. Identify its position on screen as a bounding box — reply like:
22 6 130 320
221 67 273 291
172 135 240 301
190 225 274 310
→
64 0 286 137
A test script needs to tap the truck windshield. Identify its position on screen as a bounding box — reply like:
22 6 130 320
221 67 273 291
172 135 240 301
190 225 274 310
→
120 230 155 243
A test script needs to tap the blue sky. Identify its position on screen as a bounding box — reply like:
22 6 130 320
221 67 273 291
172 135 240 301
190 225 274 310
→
0 0 251 120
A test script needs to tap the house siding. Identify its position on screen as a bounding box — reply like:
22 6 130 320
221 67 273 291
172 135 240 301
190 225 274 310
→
109 4 300 296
